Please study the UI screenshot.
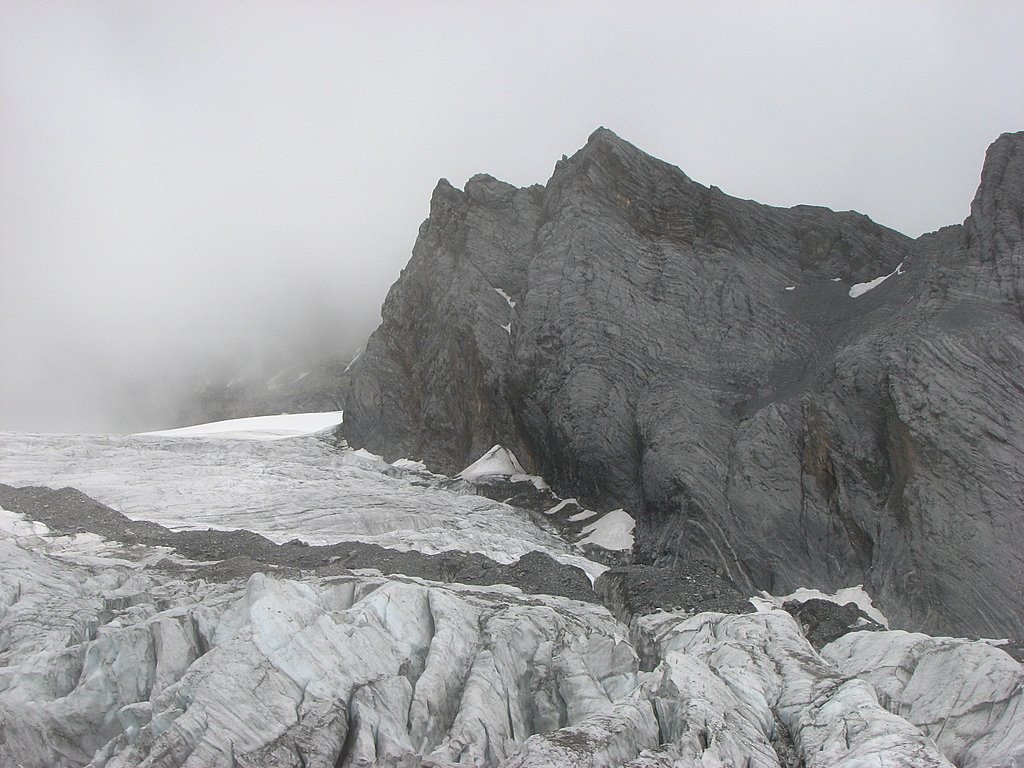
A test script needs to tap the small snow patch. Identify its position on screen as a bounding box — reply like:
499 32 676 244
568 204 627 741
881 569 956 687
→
849 262 904 299
0 505 51 538
337 448 393 474
559 556 608 585
344 347 364 373
568 509 598 522
513 474 550 491
352 448 384 462
785 285 796 291
494 288 517 309
459 445 550 490
500 322 511 335
981 638 1013 649
544 498 579 516
460 445 526 480
830 277 842 282
457 446 552 491
578 509 634 552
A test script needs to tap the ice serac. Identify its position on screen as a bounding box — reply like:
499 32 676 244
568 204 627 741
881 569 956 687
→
342 128 1024 637
823 630 1024 768
7 515 1017 768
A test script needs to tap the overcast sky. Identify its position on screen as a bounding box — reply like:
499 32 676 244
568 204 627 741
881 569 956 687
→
2 2 1022 433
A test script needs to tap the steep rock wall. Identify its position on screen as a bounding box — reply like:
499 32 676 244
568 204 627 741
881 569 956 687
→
342 129 1024 638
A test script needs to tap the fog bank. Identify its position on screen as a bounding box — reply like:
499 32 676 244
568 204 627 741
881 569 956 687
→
1 2 1021 432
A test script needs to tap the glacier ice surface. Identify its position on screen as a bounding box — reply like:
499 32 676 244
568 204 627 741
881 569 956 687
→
0 418 1021 767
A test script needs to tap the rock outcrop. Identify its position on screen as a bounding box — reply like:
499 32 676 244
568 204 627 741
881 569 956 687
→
342 128 1024 638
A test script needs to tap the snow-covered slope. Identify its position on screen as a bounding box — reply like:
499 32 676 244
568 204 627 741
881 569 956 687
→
138 411 345 440
0 416 1021 767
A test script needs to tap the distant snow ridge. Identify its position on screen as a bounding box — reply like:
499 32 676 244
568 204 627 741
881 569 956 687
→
139 411 344 440
0 427 578 568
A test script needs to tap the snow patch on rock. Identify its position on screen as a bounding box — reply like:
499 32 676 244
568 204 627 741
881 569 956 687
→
754 585 889 627
544 498 580 515
460 444 527 478
579 509 635 551
495 287 517 308
459 444 549 490
848 261 905 298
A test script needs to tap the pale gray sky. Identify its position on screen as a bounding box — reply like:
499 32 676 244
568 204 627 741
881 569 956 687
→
2 2 1022 432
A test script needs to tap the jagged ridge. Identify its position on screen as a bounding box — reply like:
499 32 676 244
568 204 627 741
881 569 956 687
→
342 128 1024 638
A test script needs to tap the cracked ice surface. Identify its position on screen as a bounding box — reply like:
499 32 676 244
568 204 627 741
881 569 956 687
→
0 520 978 768
0 524 642 768
2 425 1023 767
823 630 1024 768
631 610 957 767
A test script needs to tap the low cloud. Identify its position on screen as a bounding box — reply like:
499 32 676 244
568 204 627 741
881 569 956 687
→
1 2 1021 432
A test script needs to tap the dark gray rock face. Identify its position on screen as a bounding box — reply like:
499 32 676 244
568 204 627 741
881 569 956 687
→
782 598 885 650
594 564 754 626
342 128 1024 638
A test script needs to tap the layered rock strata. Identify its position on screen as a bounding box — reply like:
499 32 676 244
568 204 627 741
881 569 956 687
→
342 129 1024 638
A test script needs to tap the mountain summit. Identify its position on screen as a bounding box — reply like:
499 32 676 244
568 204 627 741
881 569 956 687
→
342 129 1024 638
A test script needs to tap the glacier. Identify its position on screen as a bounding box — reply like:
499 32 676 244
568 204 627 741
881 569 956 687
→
0 417 1021 767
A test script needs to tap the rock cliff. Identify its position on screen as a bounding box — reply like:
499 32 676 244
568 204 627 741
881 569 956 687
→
342 128 1024 638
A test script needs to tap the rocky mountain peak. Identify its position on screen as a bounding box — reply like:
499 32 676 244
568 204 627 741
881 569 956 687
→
427 176 465 220
4 131 1024 767
569 125 650 166
464 172 523 204
343 131 1024 639
577 125 692 178
966 130 1024 259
